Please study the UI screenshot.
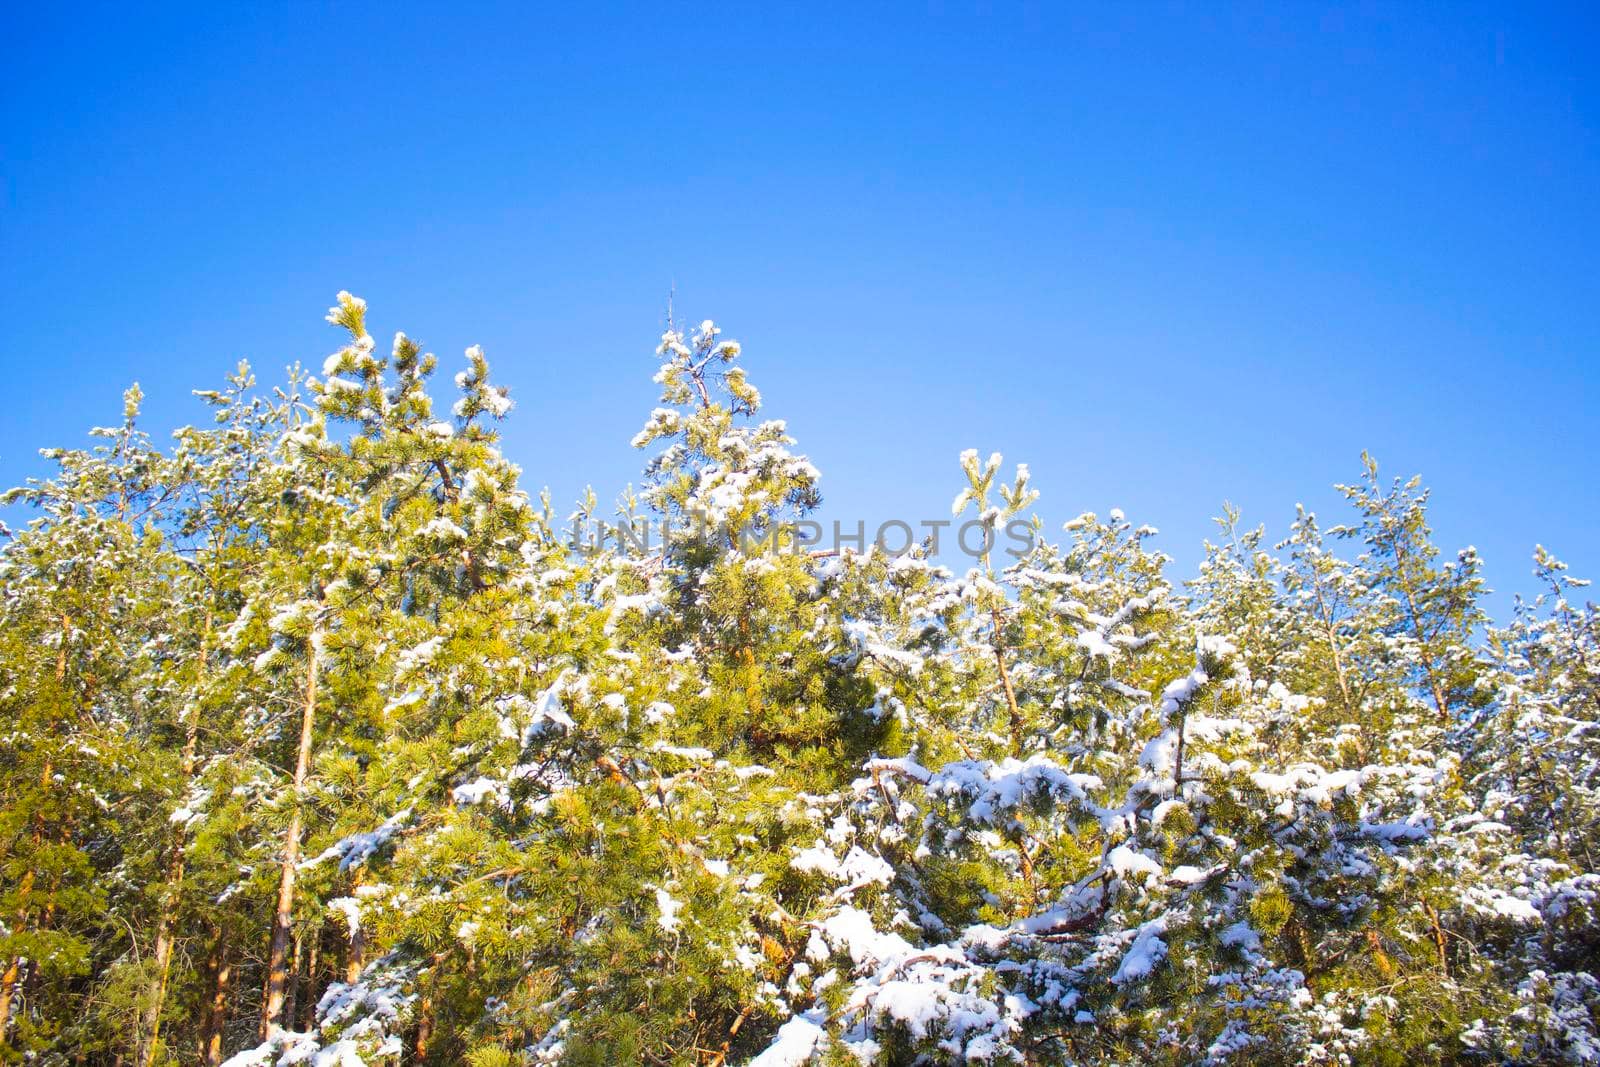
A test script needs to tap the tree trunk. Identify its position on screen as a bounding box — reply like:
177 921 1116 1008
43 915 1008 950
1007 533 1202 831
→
1425 902 1450 979
992 608 1024 757
413 992 434 1061
283 931 303 1035
1365 929 1396 979
199 927 231 1067
413 962 440 1061
1393 543 1451 721
137 838 185 1066
345 876 366 983
138 609 213 1067
261 632 320 1037
299 930 321 1032
0 757 52 1052
4 626 73 1049
0 954 21 1051
1173 705 1188 797
1313 588 1355 716
1404 585 1450 721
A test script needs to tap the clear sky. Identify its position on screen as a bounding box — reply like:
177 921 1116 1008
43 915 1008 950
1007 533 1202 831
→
3 3 1596 612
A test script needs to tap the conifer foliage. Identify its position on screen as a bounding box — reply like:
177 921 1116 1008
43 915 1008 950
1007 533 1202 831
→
0 294 1596 1065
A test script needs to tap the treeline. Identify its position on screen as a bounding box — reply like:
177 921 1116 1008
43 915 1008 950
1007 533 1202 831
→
0 294 1595 1065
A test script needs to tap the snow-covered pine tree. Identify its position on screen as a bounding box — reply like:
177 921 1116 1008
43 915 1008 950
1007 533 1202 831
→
1461 548 1600 1062
1 295 1596 1066
1334 454 1488 723
0 387 189 1057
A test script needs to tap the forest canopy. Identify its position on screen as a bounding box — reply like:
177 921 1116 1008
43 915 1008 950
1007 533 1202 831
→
1 293 1596 1066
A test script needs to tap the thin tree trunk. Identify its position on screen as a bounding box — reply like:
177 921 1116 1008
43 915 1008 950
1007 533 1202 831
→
1328 631 1353 713
0 954 21 1051
57 613 70 684
725 527 765 720
345 875 365 983
137 817 186 1065
261 631 320 1037
1173 705 1188 798
1313 588 1355 715
138 608 213 1067
1393 543 1451 721
199 927 231 1067
1425 902 1450 979
0 755 53 1050
1366 929 1395 979
283 931 303 1035
413 988 435 1061
4 622 73 1047
17 623 98 1054
1403 580 1450 721
413 955 445 1062
992 607 1024 757
299 930 321 1032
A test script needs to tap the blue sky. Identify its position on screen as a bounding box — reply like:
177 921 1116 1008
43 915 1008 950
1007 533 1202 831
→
3 3 1596 611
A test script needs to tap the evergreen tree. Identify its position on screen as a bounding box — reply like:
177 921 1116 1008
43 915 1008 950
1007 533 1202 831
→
1 294 1595 1065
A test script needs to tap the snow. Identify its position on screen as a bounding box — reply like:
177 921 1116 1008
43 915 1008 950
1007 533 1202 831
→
882 755 1100 828
219 1043 278 1067
809 902 1029 1061
269 600 316 635
656 887 684 934
1107 844 1163 881
1218 921 1262 952
606 590 665 634
415 517 467 541
631 407 682 448
1488 894 1543 923
302 809 412 873
1112 918 1168 984
395 635 443 674
521 671 578 741
327 896 362 937
451 777 509 809
1159 667 1208 717
749 1010 827 1067
1359 814 1431 843
818 907 918 967
481 387 513 418
320 375 362 395
1077 629 1120 660
382 688 424 714
791 844 895 888
649 741 715 760
326 291 365 320
841 619 926 673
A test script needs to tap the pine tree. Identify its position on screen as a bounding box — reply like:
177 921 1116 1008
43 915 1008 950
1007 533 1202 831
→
2 295 1595 1065
1334 453 1487 722
0 387 183 1058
